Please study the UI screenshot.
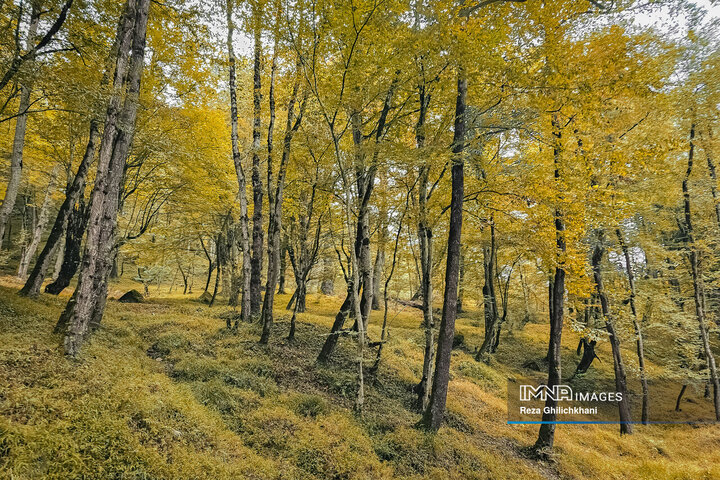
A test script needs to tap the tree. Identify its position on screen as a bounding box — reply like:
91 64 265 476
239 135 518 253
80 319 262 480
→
56 0 151 355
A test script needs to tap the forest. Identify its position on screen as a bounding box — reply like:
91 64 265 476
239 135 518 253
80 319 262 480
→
1 0 720 478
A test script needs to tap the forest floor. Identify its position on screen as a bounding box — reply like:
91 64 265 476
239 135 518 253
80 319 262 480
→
1 276 720 479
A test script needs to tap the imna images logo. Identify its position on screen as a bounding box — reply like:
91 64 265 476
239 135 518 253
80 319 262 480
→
519 384 573 402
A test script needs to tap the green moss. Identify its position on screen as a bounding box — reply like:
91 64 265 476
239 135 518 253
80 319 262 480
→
290 394 329 418
457 360 505 389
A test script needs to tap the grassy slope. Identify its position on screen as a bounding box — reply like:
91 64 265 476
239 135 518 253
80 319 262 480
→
1 277 719 480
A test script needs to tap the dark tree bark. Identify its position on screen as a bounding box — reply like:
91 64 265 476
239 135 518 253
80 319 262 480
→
352 111 375 334
415 75 435 411
421 70 466 431
44 194 89 295
20 120 100 296
675 384 687 411
249 17 264 317
534 114 566 455
616 228 649 425
260 63 304 344
592 235 633 434
681 123 720 421
569 338 598 380
57 0 150 355
477 221 499 358
277 237 287 294
200 236 215 293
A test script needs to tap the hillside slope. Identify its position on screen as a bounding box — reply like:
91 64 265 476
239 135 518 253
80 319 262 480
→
1 280 719 479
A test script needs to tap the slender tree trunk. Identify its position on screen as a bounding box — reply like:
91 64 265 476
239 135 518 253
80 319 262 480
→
250 18 264 317
617 228 649 425
317 78 397 360
225 0 251 322
278 238 287 294
227 222 241 305
200 236 214 293
682 123 720 420
20 121 100 296
415 77 435 411
320 252 334 295
534 114 566 455
318 288 353 362
421 70 466 431
371 194 407 371
261 66 303 344
477 221 499 358
287 282 301 341
372 219 386 311
592 235 633 434
17 165 61 278
45 195 88 294
355 113 375 334
211 234 222 309
58 0 150 355
52 234 66 281
676 385 687 411
0 7 40 250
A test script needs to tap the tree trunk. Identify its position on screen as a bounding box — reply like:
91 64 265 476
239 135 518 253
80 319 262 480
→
261 61 303 344
534 114 566 455
211 233 222 309
414 76 435 411
225 0 251 322
371 192 408 371
421 71 466 431
58 0 150 355
52 233 66 281
17 165 61 279
320 252 334 295
317 285 353 363
616 228 649 425
295 281 307 312
0 7 40 250
569 338 598 380
355 116 374 334
227 222 241 306
592 236 633 434
20 120 100 296
278 238 287 294
372 219 386 311
682 123 720 421
249 17 264 318
45 195 88 294
477 221 499 358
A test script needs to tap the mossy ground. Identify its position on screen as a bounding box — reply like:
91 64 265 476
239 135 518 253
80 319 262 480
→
1 276 719 479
